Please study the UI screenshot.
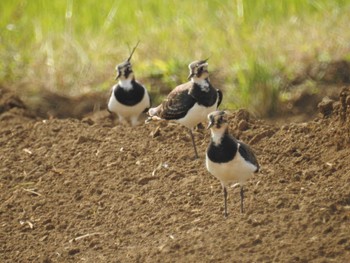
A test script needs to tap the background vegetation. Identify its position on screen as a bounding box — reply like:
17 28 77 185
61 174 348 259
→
1 0 350 116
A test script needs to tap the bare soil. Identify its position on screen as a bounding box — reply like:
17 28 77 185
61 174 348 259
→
1 85 350 263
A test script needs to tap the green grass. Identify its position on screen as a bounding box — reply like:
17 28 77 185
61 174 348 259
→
1 0 350 116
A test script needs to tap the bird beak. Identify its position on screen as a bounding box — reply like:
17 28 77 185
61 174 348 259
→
207 121 214 129
188 73 195 80
115 71 121 80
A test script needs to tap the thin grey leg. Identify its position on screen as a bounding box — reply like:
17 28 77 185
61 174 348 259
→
224 186 228 217
240 186 244 213
188 129 198 159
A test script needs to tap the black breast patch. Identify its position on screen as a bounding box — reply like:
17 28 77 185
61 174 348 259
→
190 82 219 107
207 134 237 163
114 80 145 106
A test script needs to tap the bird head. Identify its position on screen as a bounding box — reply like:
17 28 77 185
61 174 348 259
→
207 110 228 130
115 61 133 80
188 58 209 80
115 41 140 80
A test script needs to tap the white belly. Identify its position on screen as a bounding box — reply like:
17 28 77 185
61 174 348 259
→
177 99 219 129
206 152 256 186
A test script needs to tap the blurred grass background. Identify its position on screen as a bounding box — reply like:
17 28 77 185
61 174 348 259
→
1 0 350 116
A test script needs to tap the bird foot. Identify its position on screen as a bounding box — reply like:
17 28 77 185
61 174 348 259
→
145 116 162 124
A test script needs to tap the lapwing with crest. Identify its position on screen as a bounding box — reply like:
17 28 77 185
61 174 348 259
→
206 111 259 217
108 42 151 126
148 59 222 159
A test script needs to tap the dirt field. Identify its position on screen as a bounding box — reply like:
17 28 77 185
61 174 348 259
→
1 86 350 263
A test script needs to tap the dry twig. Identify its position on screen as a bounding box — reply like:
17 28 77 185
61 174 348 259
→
69 232 104 243
22 188 42 196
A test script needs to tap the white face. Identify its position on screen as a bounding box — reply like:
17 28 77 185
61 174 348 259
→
196 63 209 79
208 111 228 130
200 66 209 79
117 66 134 80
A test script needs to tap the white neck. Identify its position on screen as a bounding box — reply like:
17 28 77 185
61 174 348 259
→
118 78 133 90
210 126 227 146
191 78 209 90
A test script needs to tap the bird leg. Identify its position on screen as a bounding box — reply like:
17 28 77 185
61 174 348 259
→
224 186 228 217
130 116 140 127
118 115 128 125
240 186 244 213
188 129 199 159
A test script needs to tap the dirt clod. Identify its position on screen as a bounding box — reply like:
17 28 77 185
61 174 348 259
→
238 119 249 131
318 96 335 116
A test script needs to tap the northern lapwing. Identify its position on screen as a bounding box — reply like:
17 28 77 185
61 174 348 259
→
206 111 259 217
148 59 222 158
108 42 151 126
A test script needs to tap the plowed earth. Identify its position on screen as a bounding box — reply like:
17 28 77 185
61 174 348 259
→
1 86 350 262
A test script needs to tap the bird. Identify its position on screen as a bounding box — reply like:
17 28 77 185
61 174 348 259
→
148 59 222 158
108 42 151 126
206 110 259 217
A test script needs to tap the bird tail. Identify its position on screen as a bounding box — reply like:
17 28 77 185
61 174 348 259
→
148 105 161 117
145 105 162 123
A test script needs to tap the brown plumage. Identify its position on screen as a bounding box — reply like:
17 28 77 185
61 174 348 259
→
148 59 223 158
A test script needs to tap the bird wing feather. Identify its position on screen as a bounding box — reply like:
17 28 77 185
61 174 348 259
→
238 141 259 172
159 82 196 120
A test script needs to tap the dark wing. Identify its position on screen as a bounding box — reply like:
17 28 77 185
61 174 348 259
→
217 89 223 108
238 140 259 172
159 82 196 120
135 81 151 113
